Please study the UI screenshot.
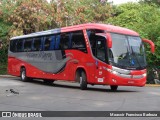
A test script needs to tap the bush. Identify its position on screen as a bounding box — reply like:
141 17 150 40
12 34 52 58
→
0 46 8 75
147 66 160 84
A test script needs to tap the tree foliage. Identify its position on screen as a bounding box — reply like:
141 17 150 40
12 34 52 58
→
0 0 113 74
107 2 160 66
0 0 112 36
49 0 112 26
0 0 56 35
139 0 160 5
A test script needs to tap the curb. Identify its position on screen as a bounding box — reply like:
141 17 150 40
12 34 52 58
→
0 75 16 78
145 84 160 87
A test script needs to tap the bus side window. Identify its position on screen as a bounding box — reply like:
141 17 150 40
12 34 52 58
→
44 36 52 51
17 40 24 52
55 35 61 49
88 32 96 56
59 33 70 49
24 39 32 52
71 31 87 53
33 37 42 51
50 36 56 50
10 40 17 52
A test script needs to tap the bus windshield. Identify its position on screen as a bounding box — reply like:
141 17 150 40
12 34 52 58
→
109 33 147 70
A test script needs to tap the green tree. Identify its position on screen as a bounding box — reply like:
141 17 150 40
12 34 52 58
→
139 0 160 5
0 0 113 74
107 3 160 66
0 0 57 35
0 19 10 74
50 0 113 26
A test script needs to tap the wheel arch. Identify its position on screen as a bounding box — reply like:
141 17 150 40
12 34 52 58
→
75 67 88 83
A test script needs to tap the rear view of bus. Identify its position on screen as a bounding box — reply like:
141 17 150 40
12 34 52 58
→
8 23 155 91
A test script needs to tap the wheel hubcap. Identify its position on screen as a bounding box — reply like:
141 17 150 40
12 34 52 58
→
21 71 25 80
80 77 82 84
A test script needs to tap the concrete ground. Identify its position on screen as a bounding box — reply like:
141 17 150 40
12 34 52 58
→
0 76 160 120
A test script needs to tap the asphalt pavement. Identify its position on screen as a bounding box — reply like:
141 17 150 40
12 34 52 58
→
0 76 160 120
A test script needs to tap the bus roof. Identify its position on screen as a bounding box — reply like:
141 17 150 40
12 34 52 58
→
10 23 139 40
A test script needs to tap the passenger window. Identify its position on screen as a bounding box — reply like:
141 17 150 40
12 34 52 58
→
88 33 96 56
71 31 87 53
17 40 24 52
55 35 61 49
44 35 56 51
10 40 17 52
33 37 42 51
24 39 32 52
44 36 52 51
50 36 56 50
59 33 70 49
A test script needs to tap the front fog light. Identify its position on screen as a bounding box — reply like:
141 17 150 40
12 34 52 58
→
112 79 117 83
142 73 147 77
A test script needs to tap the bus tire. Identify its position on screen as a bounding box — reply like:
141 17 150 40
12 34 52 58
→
80 71 87 90
110 85 118 91
20 67 28 82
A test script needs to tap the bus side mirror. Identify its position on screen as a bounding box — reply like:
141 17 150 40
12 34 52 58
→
142 38 155 53
106 33 112 48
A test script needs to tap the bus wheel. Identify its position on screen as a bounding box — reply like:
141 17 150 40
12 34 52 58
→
110 85 118 91
20 67 28 82
79 71 87 90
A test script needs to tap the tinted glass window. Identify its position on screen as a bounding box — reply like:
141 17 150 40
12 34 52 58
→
88 32 96 56
10 40 17 52
44 36 52 51
24 39 32 52
71 31 87 53
49 36 56 50
17 40 24 52
110 33 147 69
59 33 70 49
87 29 107 62
96 40 106 62
55 35 61 49
33 37 42 51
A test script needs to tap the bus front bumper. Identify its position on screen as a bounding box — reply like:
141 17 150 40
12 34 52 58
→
108 73 146 87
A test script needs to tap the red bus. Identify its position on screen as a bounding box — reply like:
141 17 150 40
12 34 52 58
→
8 23 155 90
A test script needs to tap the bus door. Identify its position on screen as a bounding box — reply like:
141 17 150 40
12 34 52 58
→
93 35 107 84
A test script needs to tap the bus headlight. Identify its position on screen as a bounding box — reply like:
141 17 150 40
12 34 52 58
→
112 71 118 75
142 73 147 77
